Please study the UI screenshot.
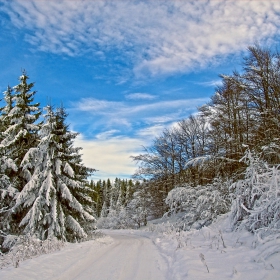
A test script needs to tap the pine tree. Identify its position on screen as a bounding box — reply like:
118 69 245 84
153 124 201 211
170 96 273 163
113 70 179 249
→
100 180 110 217
0 73 42 235
0 86 18 234
125 179 134 206
91 180 103 217
13 106 95 241
116 179 126 210
0 85 14 141
0 72 41 190
0 152 18 235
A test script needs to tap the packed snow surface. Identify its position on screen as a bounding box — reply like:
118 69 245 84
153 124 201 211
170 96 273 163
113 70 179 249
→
1 224 279 279
0 230 167 280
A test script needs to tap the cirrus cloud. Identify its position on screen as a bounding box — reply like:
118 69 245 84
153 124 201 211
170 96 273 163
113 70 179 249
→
2 0 280 78
125 93 157 100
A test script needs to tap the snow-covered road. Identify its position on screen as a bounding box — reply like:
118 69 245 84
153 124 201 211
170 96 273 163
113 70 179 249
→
0 230 168 280
1 227 279 280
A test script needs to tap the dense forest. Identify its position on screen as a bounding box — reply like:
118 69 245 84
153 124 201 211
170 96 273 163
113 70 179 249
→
86 45 280 239
0 45 279 252
99 45 280 234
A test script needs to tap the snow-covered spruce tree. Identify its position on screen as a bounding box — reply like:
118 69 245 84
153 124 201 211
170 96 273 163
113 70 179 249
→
0 155 18 237
13 105 96 242
0 72 41 189
0 73 41 236
0 86 18 235
0 85 14 140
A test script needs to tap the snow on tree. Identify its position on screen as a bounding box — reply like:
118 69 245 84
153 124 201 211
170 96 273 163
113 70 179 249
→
100 180 110 218
0 73 41 239
0 86 19 235
165 179 231 230
230 149 280 236
0 85 14 140
100 202 108 218
127 186 149 228
96 179 138 229
116 182 125 211
13 105 96 242
0 155 18 236
0 72 41 191
109 179 118 211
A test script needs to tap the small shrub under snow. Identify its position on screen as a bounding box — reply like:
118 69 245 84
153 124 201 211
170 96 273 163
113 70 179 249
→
0 235 65 269
165 178 231 230
230 150 280 236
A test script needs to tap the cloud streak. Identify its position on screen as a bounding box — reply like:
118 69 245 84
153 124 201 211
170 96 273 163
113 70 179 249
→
73 96 208 130
2 1 280 78
125 93 156 100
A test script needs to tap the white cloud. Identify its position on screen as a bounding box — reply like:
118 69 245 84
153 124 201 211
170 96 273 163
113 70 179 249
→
125 93 156 100
70 95 208 180
75 120 190 182
77 99 124 113
95 130 119 140
136 124 166 139
3 1 280 77
197 79 223 88
75 134 144 181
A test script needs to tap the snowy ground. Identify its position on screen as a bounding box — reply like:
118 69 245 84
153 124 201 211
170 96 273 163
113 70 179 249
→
1 220 279 279
0 230 167 280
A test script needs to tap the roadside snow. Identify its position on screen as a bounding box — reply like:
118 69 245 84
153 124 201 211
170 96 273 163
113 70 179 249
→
147 214 280 280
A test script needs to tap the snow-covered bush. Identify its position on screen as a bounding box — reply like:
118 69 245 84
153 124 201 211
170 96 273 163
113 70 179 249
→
127 190 149 228
97 207 135 229
0 234 65 268
97 188 149 229
230 150 280 235
165 185 196 214
165 179 231 229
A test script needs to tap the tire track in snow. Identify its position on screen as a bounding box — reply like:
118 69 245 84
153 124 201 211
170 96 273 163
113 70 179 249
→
67 232 168 280
0 231 169 280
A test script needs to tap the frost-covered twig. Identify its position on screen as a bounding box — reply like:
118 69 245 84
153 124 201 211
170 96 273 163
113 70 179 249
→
219 230 226 248
199 253 209 273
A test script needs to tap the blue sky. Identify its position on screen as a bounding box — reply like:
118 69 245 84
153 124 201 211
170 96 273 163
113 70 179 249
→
0 0 280 181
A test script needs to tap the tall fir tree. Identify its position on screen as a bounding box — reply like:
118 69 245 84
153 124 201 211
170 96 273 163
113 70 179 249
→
0 72 41 190
0 86 18 222
0 73 42 235
0 85 14 141
13 105 95 241
0 86 17 212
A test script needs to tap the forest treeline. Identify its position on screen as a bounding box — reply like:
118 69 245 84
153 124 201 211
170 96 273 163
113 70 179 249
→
89 178 150 228
128 45 280 231
134 45 280 184
92 45 280 234
132 46 279 195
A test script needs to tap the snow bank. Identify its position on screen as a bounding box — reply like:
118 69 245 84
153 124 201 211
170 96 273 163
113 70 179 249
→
146 214 280 279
